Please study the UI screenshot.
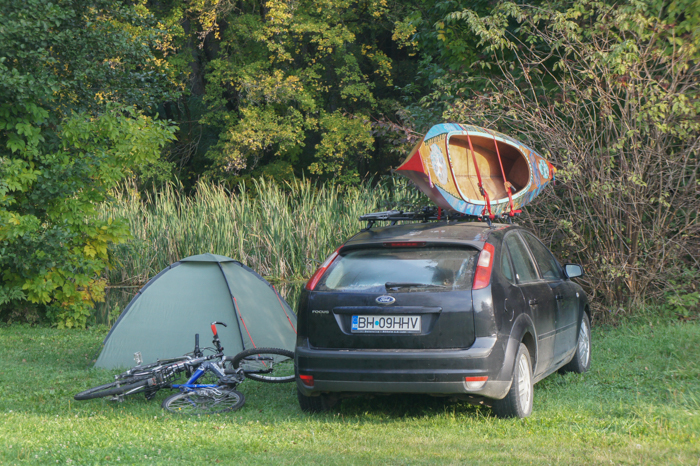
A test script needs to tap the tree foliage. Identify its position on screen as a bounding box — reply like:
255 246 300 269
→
0 0 177 327
153 0 423 185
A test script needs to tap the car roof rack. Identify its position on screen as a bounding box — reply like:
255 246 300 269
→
359 206 479 230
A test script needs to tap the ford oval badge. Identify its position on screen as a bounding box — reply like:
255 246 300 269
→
376 295 395 305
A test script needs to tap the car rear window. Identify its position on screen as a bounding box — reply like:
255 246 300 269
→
317 247 479 293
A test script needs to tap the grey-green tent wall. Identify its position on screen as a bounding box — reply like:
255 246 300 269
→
220 262 296 351
94 255 296 370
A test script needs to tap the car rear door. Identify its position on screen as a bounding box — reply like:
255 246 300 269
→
503 232 557 377
305 245 478 350
521 232 578 363
492 239 526 326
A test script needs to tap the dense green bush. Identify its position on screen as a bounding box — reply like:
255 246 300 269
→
0 0 177 327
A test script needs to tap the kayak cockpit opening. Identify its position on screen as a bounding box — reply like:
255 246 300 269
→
447 134 529 202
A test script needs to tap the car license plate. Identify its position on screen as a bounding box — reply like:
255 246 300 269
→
351 315 421 333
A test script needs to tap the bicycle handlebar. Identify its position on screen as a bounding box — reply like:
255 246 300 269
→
210 321 227 353
138 323 229 379
193 333 202 358
210 321 227 335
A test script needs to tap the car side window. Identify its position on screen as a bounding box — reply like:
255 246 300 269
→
500 246 515 284
521 232 564 280
504 234 539 283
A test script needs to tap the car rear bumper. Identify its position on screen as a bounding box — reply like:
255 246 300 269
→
295 336 515 400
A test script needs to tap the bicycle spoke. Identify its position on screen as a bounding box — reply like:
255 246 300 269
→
231 348 295 383
163 388 245 414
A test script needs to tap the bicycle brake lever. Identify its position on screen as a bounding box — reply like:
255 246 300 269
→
210 322 225 353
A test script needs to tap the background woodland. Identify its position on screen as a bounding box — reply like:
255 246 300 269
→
1 0 698 326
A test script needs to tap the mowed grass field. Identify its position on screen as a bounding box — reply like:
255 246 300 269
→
0 321 698 465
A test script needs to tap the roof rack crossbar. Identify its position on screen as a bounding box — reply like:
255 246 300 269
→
360 207 472 230
359 206 519 230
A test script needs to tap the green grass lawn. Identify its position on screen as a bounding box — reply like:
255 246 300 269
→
1 321 698 465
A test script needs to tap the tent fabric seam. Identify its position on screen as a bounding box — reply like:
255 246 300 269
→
216 262 248 351
272 285 297 333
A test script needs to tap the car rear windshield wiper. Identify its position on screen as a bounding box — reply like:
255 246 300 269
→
385 282 447 290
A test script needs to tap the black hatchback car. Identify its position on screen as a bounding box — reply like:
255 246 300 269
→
295 221 591 418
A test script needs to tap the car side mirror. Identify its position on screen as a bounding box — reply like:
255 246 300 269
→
564 264 584 279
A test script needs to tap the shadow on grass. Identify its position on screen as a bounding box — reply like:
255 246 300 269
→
334 393 489 419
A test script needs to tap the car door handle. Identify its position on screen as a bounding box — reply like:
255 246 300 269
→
555 295 563 301
528 299 538 306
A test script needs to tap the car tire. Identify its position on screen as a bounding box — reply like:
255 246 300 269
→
561 312 591 374
492 343 533 419
297 388 338 413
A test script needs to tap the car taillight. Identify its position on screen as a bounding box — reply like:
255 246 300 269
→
299 375 314 387
472 243 495 290
305 247 341 291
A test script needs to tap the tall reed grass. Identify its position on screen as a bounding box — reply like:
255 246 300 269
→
100 177 425 293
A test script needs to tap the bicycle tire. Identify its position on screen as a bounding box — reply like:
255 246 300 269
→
162 388 245 414
74 377 151 401
229 348 295 383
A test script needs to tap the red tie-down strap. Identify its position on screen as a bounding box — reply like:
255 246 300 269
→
465 131 495 220
488 130 521 217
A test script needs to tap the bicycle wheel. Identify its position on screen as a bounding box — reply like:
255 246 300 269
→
229 348 295 383
162 388 245 414
74 377 151 401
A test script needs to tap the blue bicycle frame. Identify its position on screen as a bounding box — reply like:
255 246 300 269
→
171 360 229 392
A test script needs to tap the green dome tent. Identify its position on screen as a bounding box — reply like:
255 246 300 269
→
95 253 297 369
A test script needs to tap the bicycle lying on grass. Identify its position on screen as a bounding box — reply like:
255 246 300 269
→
74 322 294 414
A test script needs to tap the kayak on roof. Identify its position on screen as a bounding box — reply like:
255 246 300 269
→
395 123 556 218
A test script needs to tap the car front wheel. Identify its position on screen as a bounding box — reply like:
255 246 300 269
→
562 312 591 374
492 343 533 419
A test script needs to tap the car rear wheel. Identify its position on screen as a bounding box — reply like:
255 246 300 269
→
297 389 338 413
492 343 533 419
561 312 591 374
